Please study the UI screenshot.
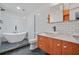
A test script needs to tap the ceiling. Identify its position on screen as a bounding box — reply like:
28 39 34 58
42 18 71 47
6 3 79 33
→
0 3 59 17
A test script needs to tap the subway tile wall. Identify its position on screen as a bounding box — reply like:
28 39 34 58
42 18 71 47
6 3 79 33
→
51 20 79 34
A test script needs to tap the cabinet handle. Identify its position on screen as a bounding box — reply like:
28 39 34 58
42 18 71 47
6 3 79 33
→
40 45 42 46
57 44 60 46
63 46 67 48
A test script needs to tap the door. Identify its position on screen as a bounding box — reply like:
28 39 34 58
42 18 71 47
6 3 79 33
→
53 38 62 55
43 36 52 54
47 37 54 54
37 35 46 50
62 41 79 55
37 35 51 53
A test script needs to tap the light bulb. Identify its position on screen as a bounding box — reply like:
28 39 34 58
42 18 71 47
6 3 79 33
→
17 6 21 10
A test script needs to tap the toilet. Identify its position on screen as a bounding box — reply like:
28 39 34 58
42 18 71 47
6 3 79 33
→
29 38 37 50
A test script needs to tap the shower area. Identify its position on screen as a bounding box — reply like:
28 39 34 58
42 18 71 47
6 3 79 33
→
0 4 29 54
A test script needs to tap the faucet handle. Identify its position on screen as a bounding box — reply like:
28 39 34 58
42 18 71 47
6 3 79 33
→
52 26 56 32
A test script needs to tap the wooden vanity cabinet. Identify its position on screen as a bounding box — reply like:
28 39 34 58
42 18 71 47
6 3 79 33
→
37 35 79 55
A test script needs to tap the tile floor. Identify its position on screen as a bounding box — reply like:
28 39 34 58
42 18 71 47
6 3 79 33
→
0 39 47 55
0 39 28 54
1 46 46 55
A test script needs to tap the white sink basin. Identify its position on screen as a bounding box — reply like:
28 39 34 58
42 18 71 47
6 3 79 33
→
72 34 79 41
44 31 58 34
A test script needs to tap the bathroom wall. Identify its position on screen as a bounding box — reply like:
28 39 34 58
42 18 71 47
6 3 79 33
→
26 12 47 39
1 3 79 40
26 13 34 39
48 4 79 35
1 12 25 33
50 20 79 34
26 7 50 39
0 10 26 42
26 4 79 39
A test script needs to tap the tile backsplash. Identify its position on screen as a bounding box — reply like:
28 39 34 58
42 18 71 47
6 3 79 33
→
51 20 79 34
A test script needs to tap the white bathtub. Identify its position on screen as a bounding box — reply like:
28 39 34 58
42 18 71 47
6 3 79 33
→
3 32 26 43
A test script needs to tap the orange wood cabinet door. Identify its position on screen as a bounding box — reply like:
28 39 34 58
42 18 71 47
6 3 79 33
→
37 35 51 53
47 37 54 54
53 38 62 55
37 35 46 51
44 37 53 54
62 41 79 55
45 37 62 55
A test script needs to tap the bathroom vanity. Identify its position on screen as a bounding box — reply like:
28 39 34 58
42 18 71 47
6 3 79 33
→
37 33 79 55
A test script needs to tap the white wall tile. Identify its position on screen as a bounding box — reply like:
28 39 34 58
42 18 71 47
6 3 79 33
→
50 20 79 35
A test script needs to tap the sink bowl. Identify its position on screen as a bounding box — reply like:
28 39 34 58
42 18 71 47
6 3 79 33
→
44 31 58 34
72 34 79 41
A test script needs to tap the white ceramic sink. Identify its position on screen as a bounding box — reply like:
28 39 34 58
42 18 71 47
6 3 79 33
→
44 31 58 34
72 34 79 41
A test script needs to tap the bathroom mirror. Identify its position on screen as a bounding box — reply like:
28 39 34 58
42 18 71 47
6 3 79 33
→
70 7 79 21
50 3 79 23
50 3 64 23
64 3 79 21
75 12 79 20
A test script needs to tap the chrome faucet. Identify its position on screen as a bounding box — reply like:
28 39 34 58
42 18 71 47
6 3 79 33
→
52 26 56 32
14 25 18 33
15 25 17 31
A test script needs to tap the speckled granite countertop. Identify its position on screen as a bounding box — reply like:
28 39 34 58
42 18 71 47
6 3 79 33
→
38 33 79 44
